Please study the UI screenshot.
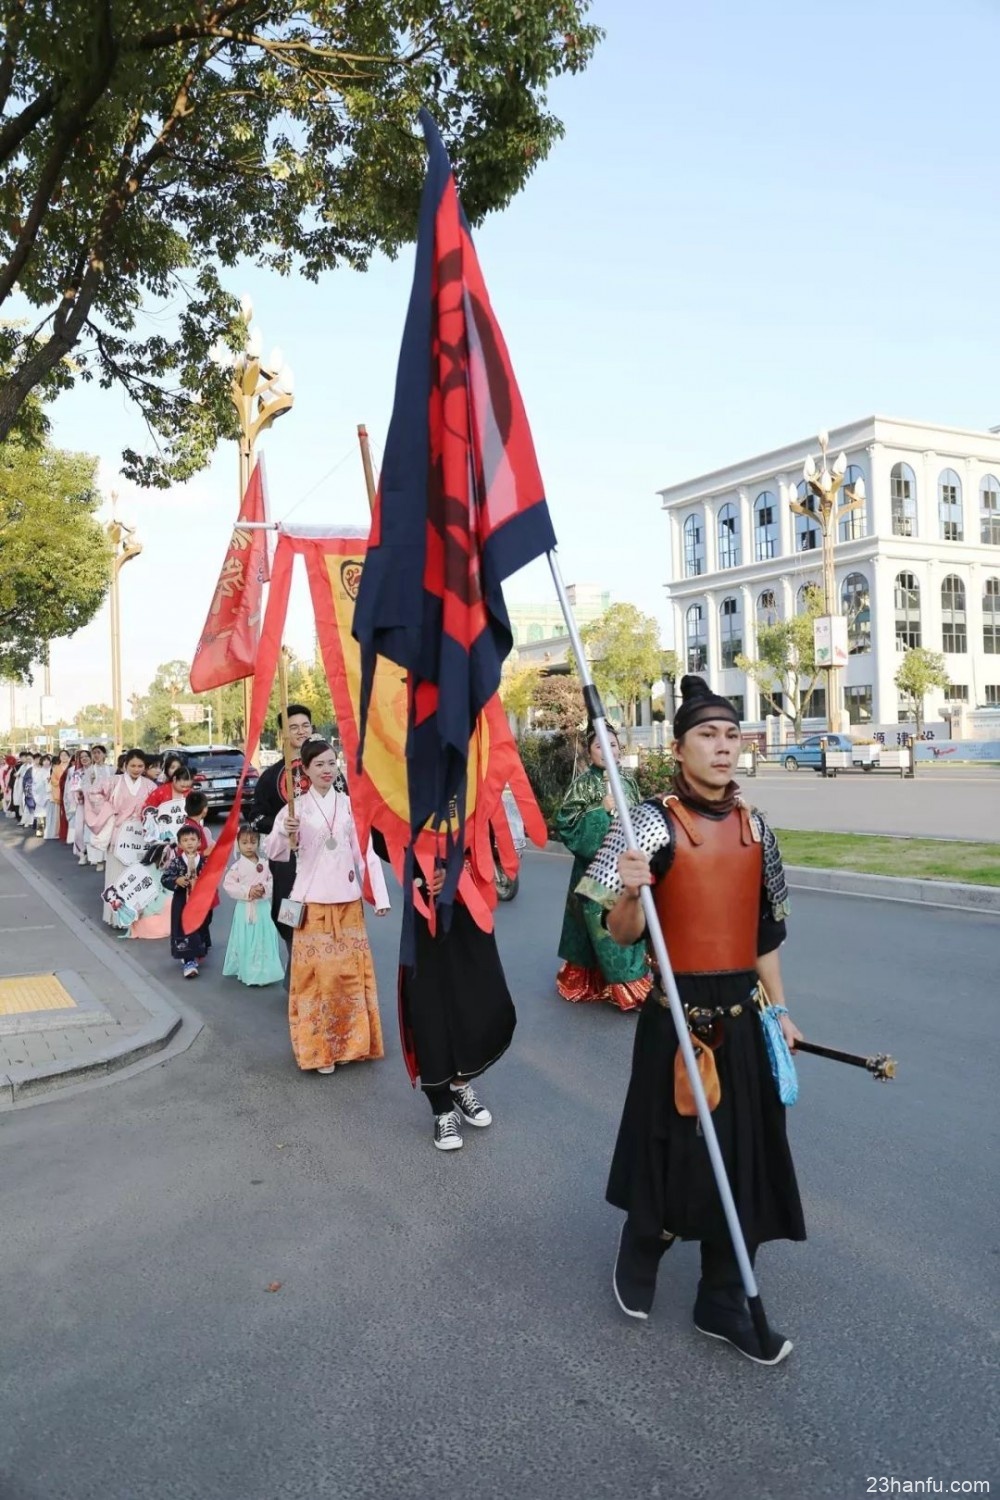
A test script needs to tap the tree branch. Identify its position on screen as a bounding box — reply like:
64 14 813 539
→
0 0 26 112
0 86 57 167
135 21 392 71
0 1 117 306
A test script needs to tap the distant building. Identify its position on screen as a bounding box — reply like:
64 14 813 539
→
507 583 611 648
660 416 1000 726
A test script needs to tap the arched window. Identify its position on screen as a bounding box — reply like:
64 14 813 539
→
894 571 921 650
939 469 963 541
794 481 820 552
685 604 707 672
756 589 779 628
719 596 743 668
527 623 543 642
754 491 778 561
941 575 967 653
717 502 740 568
891 463 917 536
839 464 867 541
984 578 1000 654
797 581 819 615
841 572 871 655
980 475 1000 545
683 513 705 577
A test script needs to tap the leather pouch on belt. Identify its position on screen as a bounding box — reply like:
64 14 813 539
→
674 1028 721 1116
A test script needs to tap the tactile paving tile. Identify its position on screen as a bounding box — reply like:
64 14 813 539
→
0 973 78 1016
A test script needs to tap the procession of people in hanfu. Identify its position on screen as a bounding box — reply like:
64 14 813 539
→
1 110 901 1379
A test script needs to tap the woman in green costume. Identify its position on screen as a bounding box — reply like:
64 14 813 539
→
554 728 652 1011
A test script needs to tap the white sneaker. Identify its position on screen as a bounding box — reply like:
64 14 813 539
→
317 1064 336 1075
450 1082 492 1128
433 1110 463 1151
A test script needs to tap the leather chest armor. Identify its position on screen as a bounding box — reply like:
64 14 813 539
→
652 798 762 975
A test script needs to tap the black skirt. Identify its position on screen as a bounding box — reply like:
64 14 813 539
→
401 905 516 1089
606 970 806 1247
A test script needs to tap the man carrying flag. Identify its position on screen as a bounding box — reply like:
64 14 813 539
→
353 111 555 1150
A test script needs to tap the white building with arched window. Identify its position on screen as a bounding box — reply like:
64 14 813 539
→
662 415 1000 727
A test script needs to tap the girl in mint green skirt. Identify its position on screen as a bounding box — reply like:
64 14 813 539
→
222 827 286 987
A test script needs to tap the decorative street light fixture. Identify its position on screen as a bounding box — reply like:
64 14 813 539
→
788 430 866 732
209 296 294 748
107 491 142 756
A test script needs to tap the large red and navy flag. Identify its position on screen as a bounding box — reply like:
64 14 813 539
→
353 110 556 939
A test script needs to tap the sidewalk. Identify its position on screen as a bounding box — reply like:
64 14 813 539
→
0 822 194 1105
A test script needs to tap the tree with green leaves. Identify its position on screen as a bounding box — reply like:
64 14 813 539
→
0 433 110 678
528 672 584 739
131 648 336 749
894 647 949 738
499 659 540 731
0 1 601 482
579 602 661 746
73 702 115 739
736 587 824 738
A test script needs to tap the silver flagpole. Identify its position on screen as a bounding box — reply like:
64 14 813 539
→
547 550 773 1344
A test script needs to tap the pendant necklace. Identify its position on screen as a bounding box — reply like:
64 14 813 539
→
310 788 339 850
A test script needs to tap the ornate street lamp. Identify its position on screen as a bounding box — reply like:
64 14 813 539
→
788 430 866 732
209 297 294 748
107 491 142 756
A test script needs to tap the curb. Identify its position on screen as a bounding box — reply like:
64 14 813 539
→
784 865 1000 914
538 840 1000 914
0 835 202 1103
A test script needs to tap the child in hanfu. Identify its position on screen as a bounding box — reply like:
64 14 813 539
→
126 773 196 942
222 826 285 987
161 824 216 979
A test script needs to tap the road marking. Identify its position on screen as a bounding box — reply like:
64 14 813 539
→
0 924 57 933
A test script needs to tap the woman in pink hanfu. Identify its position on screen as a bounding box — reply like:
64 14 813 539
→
91 749 157 926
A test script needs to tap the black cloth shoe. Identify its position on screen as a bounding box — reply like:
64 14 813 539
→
612 1220 675 1321
693 1285 793 1365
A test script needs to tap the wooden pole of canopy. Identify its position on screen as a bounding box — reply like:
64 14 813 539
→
357 424 378 516
277 646 297 851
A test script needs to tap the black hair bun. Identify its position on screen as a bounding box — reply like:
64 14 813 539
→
679 674 712 703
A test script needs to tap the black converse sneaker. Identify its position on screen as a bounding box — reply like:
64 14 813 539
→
450 1082 492 1128
433 1110 463 1152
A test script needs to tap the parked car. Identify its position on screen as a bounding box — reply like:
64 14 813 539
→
781 733 862 772
177 746 258 817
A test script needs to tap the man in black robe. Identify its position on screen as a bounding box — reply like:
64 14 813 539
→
249 703 313 959
579 677 805 1366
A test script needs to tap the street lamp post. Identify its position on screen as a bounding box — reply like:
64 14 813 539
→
107 491 142 757
788 430 866 733
211 296 294 753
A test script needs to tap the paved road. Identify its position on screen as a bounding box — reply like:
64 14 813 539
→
0 843 996 1500
748 763 1000 841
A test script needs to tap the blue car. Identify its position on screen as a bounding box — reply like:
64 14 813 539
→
781 733 856 772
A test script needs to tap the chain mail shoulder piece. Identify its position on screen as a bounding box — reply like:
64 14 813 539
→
575 798 672 909
746 804 790 921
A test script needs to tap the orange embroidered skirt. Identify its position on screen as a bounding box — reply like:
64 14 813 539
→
288 901 384 1071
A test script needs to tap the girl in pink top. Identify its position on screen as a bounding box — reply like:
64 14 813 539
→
268 737 389 1075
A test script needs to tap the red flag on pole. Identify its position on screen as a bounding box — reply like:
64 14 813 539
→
189 458 269 693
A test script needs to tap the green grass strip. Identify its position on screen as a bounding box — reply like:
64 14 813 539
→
775 829 1000 887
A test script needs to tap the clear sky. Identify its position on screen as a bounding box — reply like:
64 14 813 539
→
7 0 1000 731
